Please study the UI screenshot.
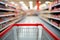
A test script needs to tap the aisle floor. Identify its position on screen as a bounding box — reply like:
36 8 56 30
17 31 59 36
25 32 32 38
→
17 16 43 40
16 16 60 40
18 16 42 23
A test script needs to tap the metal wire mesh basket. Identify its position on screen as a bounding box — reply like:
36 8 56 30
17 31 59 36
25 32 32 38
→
0 24 60 40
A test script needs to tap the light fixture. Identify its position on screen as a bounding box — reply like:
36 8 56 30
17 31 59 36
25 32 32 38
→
19 1 28 10
45 1 51 5
39 1 41 3
5 4 8 7
40 4 48 10
34 5 37 10
29 1 33 9
15 4 18 6
10 2 15 4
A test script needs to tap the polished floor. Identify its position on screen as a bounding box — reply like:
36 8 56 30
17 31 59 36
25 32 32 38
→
16 16 60 40
17 16 43 40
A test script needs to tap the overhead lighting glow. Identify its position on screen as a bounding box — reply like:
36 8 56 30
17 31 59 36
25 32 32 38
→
40 4 48 10
19 1 28 10
45 1 51 5
15 4 18 6
39 1 41 3
10 2 15 4
29 1 33 9
34 5 37 10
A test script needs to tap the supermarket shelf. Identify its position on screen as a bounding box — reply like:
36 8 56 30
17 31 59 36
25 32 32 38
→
0 15 23 24
0 18 20 32
51 11 60 13
40 11 50 13
40 11 60 14
8 5 16 9
40 17 60 30
0 8 15 12
0 15 25 32
0 17 18 24
0 14 15 17
38 16 60 37
0 2 5 5
49 18 60 21
42 16 50 18
0 2 16 9
52 3 60 8
43 16 60 21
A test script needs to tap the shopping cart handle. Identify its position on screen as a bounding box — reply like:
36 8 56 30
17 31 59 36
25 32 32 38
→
0 24 14 38
0 23 60 40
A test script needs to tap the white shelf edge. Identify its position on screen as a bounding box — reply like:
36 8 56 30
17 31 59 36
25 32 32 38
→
0 18 20 32
51 11 60 13
0 14 15 17
52 3 60 8
0 2 5 5
0 17 17 24
0 8 15 12
0 15 22 24
50 18 60 21
40 17 60 30
43 16 60 21
0 2 16 10
39 11 50 13
40 11 60 14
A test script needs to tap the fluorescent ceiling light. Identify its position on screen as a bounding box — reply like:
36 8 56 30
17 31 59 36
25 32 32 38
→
39 1 41 3
34 5 37 10
29 1 33 9
45 1 51 4
19 1 24 4
40 4 48 10
19 1 28 10
10 2 15 4
15 4 18 6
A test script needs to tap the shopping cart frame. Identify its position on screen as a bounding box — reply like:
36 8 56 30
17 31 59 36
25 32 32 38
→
0 23 60 40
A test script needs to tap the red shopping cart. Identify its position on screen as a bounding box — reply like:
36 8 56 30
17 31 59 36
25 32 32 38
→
0 23 60 40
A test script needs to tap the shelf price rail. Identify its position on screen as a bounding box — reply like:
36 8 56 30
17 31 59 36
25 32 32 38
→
0 23 60 40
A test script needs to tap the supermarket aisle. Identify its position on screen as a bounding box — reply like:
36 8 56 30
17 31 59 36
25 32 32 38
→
17 16 43 40
17 16 60 40
18 16 42 23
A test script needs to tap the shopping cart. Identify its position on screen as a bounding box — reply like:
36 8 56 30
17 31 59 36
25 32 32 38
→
0 23 60 40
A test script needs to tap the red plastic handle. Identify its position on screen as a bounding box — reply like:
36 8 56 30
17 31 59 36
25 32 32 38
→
0 23 60 40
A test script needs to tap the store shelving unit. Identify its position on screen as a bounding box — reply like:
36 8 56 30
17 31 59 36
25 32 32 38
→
0 2 25 32
0 2 16 11
39 2 60 30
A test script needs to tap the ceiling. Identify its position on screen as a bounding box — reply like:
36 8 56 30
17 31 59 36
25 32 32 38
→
8 0 54 7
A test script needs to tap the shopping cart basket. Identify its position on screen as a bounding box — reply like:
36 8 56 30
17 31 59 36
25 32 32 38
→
0 23 60 40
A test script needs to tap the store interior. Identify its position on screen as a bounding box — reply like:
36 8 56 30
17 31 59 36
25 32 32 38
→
0 0 60 40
